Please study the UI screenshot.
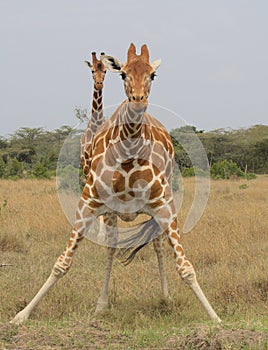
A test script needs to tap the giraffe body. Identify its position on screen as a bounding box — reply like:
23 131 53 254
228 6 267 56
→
11 44 221 325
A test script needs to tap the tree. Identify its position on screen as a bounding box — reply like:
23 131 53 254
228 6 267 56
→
0 137 7 149
254 139 268 173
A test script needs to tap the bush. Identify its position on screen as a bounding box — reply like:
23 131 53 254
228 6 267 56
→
0 157 5 178
182 167 195 177
210 160 245 179
57 165 82 193
32 162 50 179
182 167 208 177
245 172 257 180
3 158 24 179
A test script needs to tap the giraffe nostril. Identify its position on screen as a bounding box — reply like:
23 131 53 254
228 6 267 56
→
140 96 144 100
133 96 136 101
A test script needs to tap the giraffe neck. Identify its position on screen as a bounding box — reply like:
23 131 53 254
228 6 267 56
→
111 101 148 160
118 101 145 139
90 86 104 133
80 84 105 176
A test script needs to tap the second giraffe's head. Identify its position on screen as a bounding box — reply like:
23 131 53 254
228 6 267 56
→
102 43 161 111
85 52 107 90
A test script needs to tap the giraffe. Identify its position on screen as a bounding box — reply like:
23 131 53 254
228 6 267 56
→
11 43 221 324
81 51 107 243
81 51 106 178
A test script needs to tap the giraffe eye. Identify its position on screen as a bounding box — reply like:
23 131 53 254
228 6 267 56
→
91 70 95 74
150 72 156 81
120 72 126 80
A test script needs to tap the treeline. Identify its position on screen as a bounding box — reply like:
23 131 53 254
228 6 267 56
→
0 126 79 179
170 124 267 178
0 124 267 180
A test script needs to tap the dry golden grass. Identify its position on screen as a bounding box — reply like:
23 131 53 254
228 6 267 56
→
0 176 267 348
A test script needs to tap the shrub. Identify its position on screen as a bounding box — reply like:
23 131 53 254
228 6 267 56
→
57 165 81 192
3 158 24 179
182 167 208 177
210 160 244 179
32 162 50 179
0 157 5 178
245 172 257 180
239 184 248 190
182 167 195 177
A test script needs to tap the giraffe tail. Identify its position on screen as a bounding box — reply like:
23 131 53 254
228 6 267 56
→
117 218 160 265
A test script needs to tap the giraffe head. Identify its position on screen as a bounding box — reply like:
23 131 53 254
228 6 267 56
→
85 52 107 90
102 43 161 111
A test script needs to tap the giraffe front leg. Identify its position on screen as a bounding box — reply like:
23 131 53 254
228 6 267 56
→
166 218 221 323
95 214 118 313
153 235 170 299
167 224 221 323
10 198 97 325
150 200 221 323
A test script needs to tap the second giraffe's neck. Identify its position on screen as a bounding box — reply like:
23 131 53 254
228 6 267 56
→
90 86 104 130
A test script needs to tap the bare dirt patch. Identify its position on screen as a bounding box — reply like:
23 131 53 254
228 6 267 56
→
0 322 129 350
169 326 268 350
1 323 267 350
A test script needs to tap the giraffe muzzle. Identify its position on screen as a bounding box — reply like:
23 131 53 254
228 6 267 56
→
129 96 148 112
95 82 103 90
129 100 148 112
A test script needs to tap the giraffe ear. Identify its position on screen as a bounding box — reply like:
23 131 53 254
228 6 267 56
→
101 55 124 72
151 59 161 71
85 60 92 68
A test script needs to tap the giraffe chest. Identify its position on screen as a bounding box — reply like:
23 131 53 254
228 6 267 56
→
84 116 174 210
84 154 170 213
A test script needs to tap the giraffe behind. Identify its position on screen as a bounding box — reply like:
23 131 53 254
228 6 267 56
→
81 51 106 178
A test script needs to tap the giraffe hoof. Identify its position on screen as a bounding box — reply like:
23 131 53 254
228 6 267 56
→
95 302 109 314
159 295 172 308
163 294 172 301
213 316 222 324
10 311 29 325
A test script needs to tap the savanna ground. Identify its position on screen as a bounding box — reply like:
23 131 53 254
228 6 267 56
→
0 176 267 349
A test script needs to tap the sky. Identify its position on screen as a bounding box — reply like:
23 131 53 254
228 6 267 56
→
0 0 267 137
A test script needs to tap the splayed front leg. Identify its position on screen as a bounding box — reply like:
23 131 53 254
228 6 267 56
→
178 262 222 323
149 199 221 323
10 264 65 325
10 198 99 324
167 220 221 323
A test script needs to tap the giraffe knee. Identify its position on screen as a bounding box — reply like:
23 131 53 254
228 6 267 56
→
177 262 197 286
52 261 72 277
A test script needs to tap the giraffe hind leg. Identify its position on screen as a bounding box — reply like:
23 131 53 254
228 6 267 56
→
153 235 170 299
95 213 118 313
